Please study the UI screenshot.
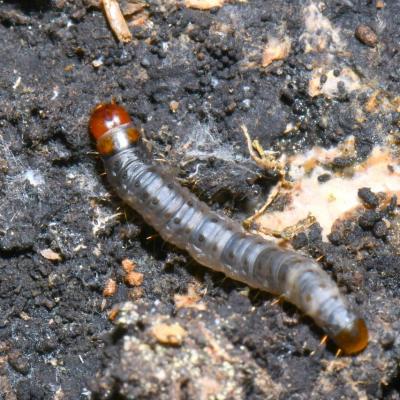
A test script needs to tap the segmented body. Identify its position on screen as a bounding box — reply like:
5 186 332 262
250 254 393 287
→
89 104 368 354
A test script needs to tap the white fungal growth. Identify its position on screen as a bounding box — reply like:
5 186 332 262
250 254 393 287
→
22 169 45 187
256 140 400 240
183 122 247 164
91 205 122 236
308 67 361 98
300 2 343 53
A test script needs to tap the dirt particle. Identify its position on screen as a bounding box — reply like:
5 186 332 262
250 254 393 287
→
39 248 62 261
124 271 144 287
108 305 120 321
379 331 395 349
130 286 144 300
19 312 30 321
373 220 388 238
317 173 331 183
358 187 379 208
151 322 187 346
364 91 381 113
121 258 136 273
261 37 291 67
35 337 58 355
169 100 179 113
8 351 30 375
358 210 382 229
355 24 378 47
331 156 355 168
184 0 224 10
174 284 207 310
92 59 103 68
103 278 117 297
292 232 308 250
121 1 147 18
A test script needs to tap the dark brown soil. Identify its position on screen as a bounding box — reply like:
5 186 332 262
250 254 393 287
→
0 1 399 399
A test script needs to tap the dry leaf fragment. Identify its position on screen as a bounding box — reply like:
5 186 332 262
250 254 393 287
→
262 37 291 67
102 0 132 43
40 249 62 261
152 322 187 345
121 1 147 16
184 0 224 10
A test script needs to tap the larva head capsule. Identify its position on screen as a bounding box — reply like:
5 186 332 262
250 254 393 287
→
89 103 140 155
89 103 132 140
333 318 369 355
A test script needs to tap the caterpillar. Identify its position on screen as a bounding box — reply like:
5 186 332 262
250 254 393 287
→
89 103 368 355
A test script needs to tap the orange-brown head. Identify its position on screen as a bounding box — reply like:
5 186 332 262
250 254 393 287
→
332 318 369 355
89 103 140 155
89 103 132 140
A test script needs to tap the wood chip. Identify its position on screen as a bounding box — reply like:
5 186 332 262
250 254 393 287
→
19 312 31 321
92 59 104 68
262 37 291 67
121 258 135 273
121 1 147 16
102 0 132 43
103 278 117 297
83 0 101 7
124 271 143 286
184 0 224 10
152 322 187 345
169 100 179 113
355 24 378 48
174 285 207 310
108 305 120 321
40 249 62 261
122 0 149 27
364 91 380 113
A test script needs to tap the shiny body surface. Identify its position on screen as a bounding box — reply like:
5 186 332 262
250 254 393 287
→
90 104 368 354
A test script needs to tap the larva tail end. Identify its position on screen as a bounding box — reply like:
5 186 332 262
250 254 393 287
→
333 318 368 355
89 103 132 140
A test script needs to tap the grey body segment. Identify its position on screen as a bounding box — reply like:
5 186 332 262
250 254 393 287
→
103 143 359 339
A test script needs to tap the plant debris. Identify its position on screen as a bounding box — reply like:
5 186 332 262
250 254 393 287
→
102 0 132 42
151 322 187 346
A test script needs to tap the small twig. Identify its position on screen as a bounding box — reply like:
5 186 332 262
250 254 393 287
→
243 180 283 229
102 0 132 43
255 214 316 240
240 124 284 175
241 124 290 229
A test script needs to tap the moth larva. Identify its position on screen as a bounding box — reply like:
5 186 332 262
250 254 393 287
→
89 103 369 355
